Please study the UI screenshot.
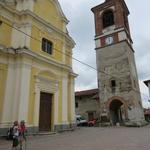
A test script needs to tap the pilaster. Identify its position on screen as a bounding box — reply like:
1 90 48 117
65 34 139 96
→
1 58 15 128
61 74 68 124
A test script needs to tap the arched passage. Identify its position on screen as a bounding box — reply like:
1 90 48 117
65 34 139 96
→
109 99 127 126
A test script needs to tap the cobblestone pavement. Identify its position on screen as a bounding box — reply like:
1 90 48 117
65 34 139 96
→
1 126 150 150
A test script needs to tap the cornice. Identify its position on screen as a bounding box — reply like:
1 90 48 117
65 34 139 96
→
0 45 75 74
51 0 69 24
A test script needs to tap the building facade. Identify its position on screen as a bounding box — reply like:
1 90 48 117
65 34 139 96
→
75 89 99 121
91 0 145 126
144 80 150 97
0 0 76 134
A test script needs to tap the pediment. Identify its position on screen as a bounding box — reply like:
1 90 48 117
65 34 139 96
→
34 0 68 24
37 70 59 81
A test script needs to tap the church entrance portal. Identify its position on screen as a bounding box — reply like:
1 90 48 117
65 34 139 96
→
109 100 125 126
39 92 53 131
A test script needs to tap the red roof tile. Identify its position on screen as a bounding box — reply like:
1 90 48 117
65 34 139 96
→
75 89 99 97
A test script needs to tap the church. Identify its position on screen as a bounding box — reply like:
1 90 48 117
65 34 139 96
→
0 0 76 135
91 0 146 126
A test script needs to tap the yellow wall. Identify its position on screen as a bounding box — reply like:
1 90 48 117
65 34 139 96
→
0 0 75 129
30 24 63 62
0 64 8 122
65 49 72 66
33 0 63 31
0 16 12 47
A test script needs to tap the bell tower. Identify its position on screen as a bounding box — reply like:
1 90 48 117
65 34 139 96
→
91 0 146 126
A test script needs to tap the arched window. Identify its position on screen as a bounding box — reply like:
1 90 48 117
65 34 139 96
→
42 38 53 55
102 10 114 28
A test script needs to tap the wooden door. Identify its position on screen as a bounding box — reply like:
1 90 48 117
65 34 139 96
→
39 92 52 131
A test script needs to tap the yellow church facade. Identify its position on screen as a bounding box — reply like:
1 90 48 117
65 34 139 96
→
0 0 76 134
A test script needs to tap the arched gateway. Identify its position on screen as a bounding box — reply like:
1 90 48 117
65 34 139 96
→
109 99 126 125
106 97 128 126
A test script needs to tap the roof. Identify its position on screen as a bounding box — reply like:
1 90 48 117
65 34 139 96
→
91 0 129 15
144 109 150 115
144 80 150 87
75 89 99 97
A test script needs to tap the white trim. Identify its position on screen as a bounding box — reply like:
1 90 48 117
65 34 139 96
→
0 47 73 72
62 75 68 124
95 27 124 40
34 79 40 126
54 90 59 124
118 31 127 41
18 63 31 121
1 58 32 126
12 62 21 121
95 39 101 48
70 79 76 122
11 23 32 48
18 48 73 72
34 75 59 127
2 59 15 124
16 0 34 12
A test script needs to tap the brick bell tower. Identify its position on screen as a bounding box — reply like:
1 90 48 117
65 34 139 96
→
91 0 146 126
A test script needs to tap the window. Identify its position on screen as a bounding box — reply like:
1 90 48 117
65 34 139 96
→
42 38 53 55
75 102 79 108
102 10 114 28
111 80 116 93
111 80 116 87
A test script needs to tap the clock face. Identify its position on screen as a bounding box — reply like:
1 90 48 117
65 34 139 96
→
105 36 114 45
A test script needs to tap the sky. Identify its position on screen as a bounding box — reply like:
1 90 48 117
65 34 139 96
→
59 0 150 107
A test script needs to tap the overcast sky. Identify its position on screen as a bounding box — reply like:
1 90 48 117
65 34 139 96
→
59 0 150 107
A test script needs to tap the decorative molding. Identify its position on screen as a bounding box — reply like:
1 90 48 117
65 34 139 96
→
37 76 59 93
0 46 74 73
0 1 75 47
95 27 124 39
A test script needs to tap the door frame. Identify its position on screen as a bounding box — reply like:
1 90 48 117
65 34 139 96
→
34 76 59 132
39 92 53 131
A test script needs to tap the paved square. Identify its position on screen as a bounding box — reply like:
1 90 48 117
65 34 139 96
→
1 126 150 150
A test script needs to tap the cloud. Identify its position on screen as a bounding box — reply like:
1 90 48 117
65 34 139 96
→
134 37 150 80
59 0 150 105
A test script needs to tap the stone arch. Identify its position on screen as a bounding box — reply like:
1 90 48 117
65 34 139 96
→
106 96 128 125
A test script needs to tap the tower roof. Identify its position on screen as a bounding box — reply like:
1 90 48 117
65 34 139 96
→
91 0 129 15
